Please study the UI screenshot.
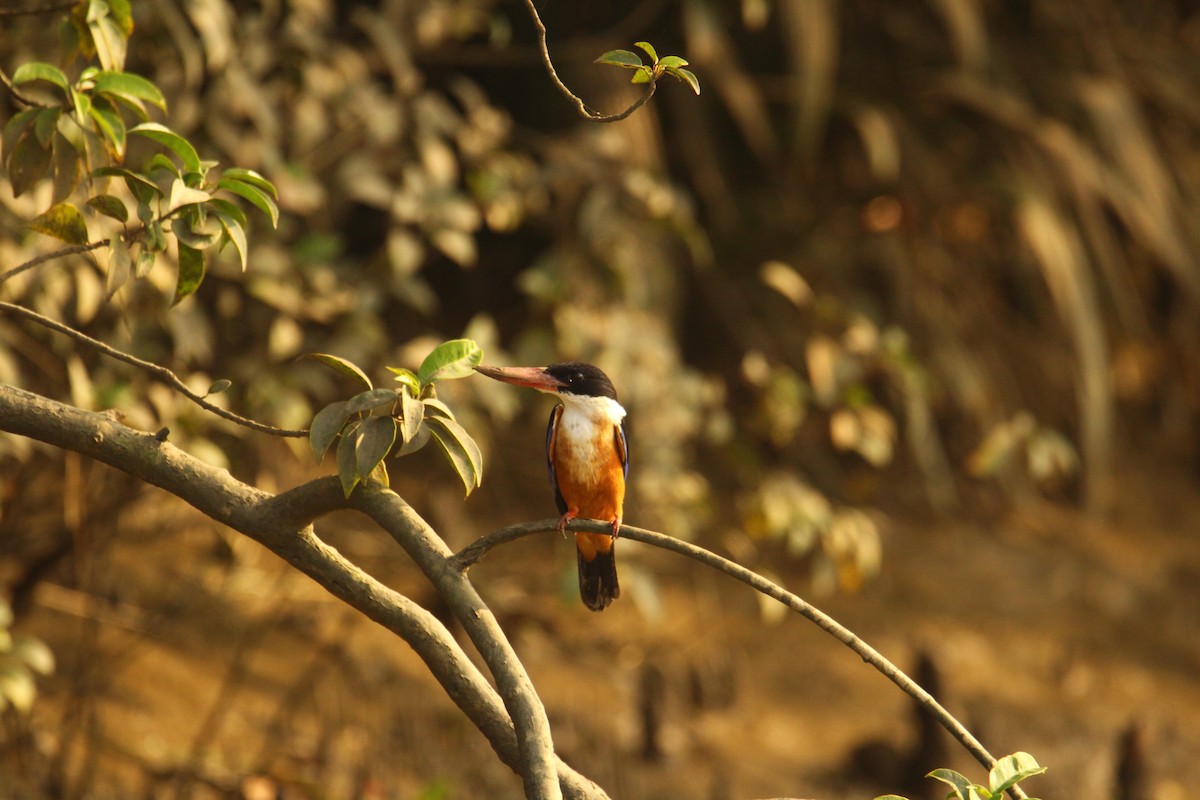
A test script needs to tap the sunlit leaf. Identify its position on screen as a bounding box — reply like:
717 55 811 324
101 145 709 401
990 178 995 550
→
421 397 455 419
92 70 166 110
12 636 55 676
989 752 1046 796
30 203 88 245
88 105 126 157
426 415 483 496
221 167 277 198
387 366 421 395
129 122 200 173
11 62 70 94
417 339 484 386
0 664 36 714
399 390 424 444
170 215 222 249
88 3 128 72
208 198 247 228
634 41 658 62
301 353 373 391
172 242 204 306
86 194 129 222
212 207 248 271
217 178 279 227
658 55 689 69
631 69 652 85
309 400 350 462
133 242 155 277
91 165 162 198
167 177 211 212
355 415 397 479
594 49 644 68
927 769 984 800
671 67 701 95
206 379 232 396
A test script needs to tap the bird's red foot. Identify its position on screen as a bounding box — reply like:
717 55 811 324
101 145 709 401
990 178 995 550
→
557 510 578 535
610 516 622 539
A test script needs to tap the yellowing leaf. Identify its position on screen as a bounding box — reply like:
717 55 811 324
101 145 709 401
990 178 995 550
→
30 203 88 245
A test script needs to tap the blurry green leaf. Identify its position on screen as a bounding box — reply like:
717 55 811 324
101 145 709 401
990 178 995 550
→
3 109 38 160
167 177 211 212
369 458 390 487
87 0 128 72
426 415 483 496
92 70 166 110
634 41 658 62
399 390 424 444
30 203 88 244
927 769 984 800
355 416 397 479
147 152 181 178
874 795 910 800
421 397 455 419
301 353 373 391
658 55 689 69
133 242 154 277
129 122 200 173
0 664 36 714
105 235 131 298
86 194 129 222
172 243 204 306
9 129 52 198
11 62 70 94
221 167 277 198
631 69 652 85
34 108 61 147
205 379 232 396
345 387 400 416
417 339 484 386
12 636 55 677
309 400 350 462
989 753 1045 796
336 425 361 497
212 208 248 271
595 49 644 68
217 178 279 228
208 198 247 228
397 422 432 456
51 134 82 204
91 165 162 198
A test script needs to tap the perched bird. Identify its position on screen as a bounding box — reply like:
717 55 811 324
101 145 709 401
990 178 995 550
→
474 362 628 611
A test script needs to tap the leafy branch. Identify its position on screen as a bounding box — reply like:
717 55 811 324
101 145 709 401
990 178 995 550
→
520 0 698 123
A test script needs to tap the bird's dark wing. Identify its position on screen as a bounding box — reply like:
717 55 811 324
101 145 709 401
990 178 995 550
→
546 404 567 515
615 420 629 481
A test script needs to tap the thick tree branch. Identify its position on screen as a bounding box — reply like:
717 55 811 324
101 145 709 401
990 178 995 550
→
0 384 605 800
455 520 1029 800
521 0 656 123
0 302 307 437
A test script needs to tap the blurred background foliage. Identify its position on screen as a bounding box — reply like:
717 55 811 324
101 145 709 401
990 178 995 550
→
2 0 1200 794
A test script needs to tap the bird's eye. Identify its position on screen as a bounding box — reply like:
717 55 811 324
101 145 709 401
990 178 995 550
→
571 372 584 383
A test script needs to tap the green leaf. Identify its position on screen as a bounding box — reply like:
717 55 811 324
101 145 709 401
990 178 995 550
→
133 242 155 277
86 194 129 223
417 339 484 386
657 55 689 69
387 366 421 396
170 215 222 249
206 379 232 396
29 203 88 245
212 207 248 271
105 235 131 298
88 9 128 72
3 108 39 160
173 242 204 306
874 796 910 800
634 41 658 62
399 390 425 445
989 753 1046 796
92 70 166 110
594 49 644 68
355 415 397 480
669 66 701 95
420 397 456 420
426 415 483 496
221 167 277 198
88 104 126 157
11 62 70 94
90 165 162 198
9 129 52 198
301 353 373 391
217 177 279 227
167 177 211 212
927 769 984 800
631 68 652 85
397 422 432 456
147 152 181 178
51 133 82 204
345 387 400 416
208 198 247 228
309 400 350 462
34 108 61 148
129 122 201 173
336 423 361 497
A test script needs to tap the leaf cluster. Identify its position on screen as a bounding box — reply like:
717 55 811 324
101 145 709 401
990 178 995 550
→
307 340 485 498
877 751 1046 800
594 41 700 95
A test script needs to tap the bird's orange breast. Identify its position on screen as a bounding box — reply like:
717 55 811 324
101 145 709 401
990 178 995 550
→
551 423 626 524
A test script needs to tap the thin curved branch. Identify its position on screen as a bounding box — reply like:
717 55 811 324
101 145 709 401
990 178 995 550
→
0 63 41 108
521 0 657 123
455 519 1030 800
0 301 307 437
0 384 606 800
0 242 111 288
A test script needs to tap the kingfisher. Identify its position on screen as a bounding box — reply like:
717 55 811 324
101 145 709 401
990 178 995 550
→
474 362 628 611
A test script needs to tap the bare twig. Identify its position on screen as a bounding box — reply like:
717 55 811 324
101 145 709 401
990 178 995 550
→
455 519 1030 800
0 301 307 438
0 62 42 108
0 384 607 800
521 0 657 123
0 242 111 289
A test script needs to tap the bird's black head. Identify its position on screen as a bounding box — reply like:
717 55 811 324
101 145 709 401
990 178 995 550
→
544 362 619 400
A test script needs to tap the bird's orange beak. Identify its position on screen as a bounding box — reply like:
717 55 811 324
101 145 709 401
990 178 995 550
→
473 365 565 393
